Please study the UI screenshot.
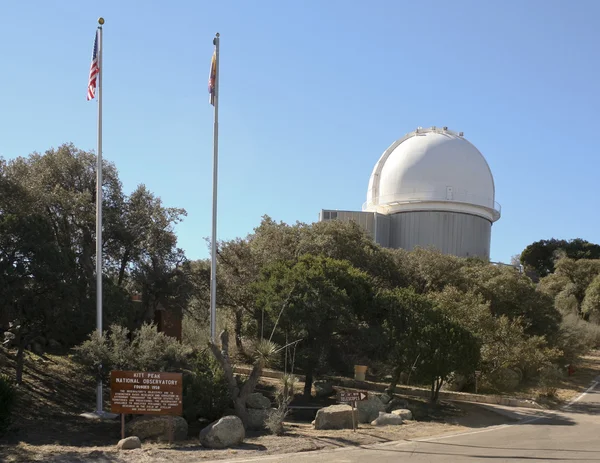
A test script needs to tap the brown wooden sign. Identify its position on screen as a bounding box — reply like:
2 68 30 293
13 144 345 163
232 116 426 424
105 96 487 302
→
110 371 183 415
339 391 368 403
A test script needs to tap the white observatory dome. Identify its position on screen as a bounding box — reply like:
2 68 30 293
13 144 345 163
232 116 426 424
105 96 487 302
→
364 127 500 222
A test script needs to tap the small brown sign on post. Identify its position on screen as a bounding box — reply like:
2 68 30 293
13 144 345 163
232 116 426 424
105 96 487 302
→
110 371 183 416
339 391 368 403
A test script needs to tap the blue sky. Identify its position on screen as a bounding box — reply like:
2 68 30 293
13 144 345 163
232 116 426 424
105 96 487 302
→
1 0 599 264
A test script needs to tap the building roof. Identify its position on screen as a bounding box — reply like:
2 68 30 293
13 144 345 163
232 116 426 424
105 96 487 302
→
364 127 500 222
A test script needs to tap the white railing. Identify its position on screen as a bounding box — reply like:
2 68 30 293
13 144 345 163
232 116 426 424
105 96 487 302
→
362 188 501 215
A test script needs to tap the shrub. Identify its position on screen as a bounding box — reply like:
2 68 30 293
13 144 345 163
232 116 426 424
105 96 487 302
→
0 374 16 434
265 408 286 436
265 375 296 436
537 364 563 398
182 351 230 423
73 323 189 383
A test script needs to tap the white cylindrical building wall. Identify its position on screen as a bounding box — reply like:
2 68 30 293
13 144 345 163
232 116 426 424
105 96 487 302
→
388 211 491 258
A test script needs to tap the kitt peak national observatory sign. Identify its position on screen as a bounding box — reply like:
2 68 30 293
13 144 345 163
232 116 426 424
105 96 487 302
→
110 371 182 415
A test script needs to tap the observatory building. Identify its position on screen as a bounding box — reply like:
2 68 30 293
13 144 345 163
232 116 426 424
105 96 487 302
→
319 126 501 259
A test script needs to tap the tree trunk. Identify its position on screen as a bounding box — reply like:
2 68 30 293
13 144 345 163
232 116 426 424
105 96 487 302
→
117 250 130 287
303 363 314 399
386 366 403 395
234 310 244 352
15 338 25 385
431 377 444 404
208 341 265 429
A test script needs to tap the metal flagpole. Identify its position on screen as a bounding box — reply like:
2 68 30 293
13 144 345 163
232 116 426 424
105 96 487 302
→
210 33 220 342
95 18 104 414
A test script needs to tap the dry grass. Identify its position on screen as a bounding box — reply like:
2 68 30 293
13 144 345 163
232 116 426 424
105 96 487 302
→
0 408 505 463
0 349 511 462
508 350 600 408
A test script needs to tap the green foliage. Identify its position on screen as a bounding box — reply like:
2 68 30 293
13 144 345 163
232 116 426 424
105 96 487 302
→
379 288 480 402
537 365 563 398
520 238 600 278
556 314 600 363
0 374 16 434
182 351 230 423
0 145 189 354
254 254 376 395
73 323 189 383
430 286 561 384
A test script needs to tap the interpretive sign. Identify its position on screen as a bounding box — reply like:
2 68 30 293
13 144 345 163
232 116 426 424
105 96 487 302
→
339 391 368 403
110 371 183 415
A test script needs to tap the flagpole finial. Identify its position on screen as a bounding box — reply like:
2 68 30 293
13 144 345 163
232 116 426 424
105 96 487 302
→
216 32 220 37
98 17 105 25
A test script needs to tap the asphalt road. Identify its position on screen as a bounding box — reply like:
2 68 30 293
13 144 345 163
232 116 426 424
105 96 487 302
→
216 376 600 463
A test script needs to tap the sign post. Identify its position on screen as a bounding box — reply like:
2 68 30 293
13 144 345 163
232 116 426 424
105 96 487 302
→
475 370 482 394
338 391 368 432
110 371 183 441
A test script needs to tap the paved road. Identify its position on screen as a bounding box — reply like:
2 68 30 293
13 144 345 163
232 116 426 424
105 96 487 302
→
216 376 600 463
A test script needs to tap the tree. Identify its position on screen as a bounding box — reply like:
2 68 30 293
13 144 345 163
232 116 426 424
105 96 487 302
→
459 264 561 340
0 145 189 383
520 238 600 278
379 288 479 403
429 286 560 381
551 258 600 320
582 275 600 320
254 254 375 397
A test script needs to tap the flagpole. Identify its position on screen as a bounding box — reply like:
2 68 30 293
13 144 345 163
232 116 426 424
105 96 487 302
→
210 33 220 342
95 17 104 415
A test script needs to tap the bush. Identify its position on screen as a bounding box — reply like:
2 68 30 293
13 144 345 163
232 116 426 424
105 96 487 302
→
557 314 600 364
73 323 190 383
182 351 230 423
537 364 563 398
0 374 16 434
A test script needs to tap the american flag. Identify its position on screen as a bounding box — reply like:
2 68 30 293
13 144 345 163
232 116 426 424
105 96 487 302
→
208 50 216 105
87 30 99 101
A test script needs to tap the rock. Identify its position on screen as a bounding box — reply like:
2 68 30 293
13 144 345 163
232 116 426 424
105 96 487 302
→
246 392 271 409
379 393 392 405
125 416 188 442
356 396 386 424
386 397 409 413
371 412 403 426
314 380 335 397
247 408 270 430
314 404 358 430
117 436 141 450
199 415 245 449
31 342 44 355
391 409 413 420
48 339 61 350
443 372 468 392
3 332 15 347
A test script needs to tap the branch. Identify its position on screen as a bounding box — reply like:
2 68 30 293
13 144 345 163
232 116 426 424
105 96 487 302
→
208 341 239 398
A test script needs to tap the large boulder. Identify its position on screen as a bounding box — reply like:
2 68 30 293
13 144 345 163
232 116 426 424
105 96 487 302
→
391 409 413 420
314 405 358 430
247 408 271 430
125 416 188 442
246 392 271 409
314 381 335 398
443 372 468 392
356 396 386 424
199 415 245 449
371 412 403 426
116 436 142 450
386 397 409 413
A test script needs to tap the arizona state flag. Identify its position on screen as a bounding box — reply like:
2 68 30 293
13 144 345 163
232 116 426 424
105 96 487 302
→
208 50 216 105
